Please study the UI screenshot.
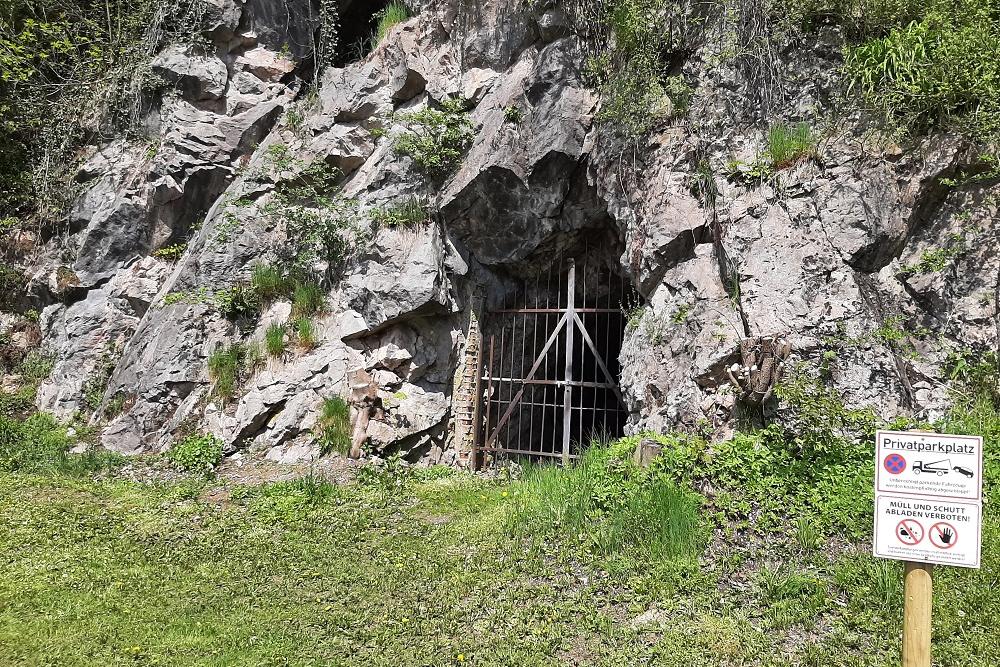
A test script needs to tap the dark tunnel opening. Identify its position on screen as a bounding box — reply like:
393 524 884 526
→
478 244 637 465
334 0 394 66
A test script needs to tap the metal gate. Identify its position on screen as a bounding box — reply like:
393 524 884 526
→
474 257 631 466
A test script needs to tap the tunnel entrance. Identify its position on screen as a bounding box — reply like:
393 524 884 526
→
333 0 393 66
475 254 635 466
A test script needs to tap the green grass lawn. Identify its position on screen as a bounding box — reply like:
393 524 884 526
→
1 446 998 667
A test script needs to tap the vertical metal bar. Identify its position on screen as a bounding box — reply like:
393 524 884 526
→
517 283 535 449
497 325 506 453
562 259 575 465
529 273 539 454
579 254 586 449
552 258 561 457
484 335 495 457
507 312 517 451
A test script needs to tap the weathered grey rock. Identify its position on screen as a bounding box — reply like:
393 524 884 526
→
26 0 998 466
151 45 229 101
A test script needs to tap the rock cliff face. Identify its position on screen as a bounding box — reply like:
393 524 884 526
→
24 0 999 463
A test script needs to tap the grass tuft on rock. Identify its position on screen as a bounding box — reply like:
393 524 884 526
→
374 1 411 46
317 397 352 456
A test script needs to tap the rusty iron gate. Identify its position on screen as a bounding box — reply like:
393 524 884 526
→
473 257 631 466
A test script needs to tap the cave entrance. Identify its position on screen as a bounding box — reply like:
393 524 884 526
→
475 255 634 467
334 0 394 66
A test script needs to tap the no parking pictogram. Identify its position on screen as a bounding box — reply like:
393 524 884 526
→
883 453 907 475
896 519 923 545
929 522 958 550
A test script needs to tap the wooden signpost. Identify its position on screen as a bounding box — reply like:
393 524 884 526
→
873 430 984 667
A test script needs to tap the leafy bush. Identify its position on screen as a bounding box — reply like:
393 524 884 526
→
316 397 352 456
578 0 695 141
765 122 817 169
393 98 475 181
0 1 197 222
775 0 926 37
264 324 286 358
293 317 318 350
292 282 325 316
216 284 261 321
844 1 1000 147
167 433 224 473
262 161 367 276
152 243 187 262
506 440 704 564
370 197 430 229
373 1 411 46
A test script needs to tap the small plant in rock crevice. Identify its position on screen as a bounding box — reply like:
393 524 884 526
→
765 122 817 169
215 284 261 322
207 343 261 403
152 243 187 262
392 97 475 182
251 263 288 302
316 396 352 456
370 197 431 229
264 324 287 359
294 317 318 351
292 282 325 317
503 105 524 125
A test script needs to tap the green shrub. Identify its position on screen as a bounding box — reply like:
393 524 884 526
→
251 264 288 302
255 160 368 277
373 1 411 46
294 317 318 350
765 122 817 169
18 350 54 385
152 243 187 262
167 433 224 473
0 412 121 475
506 440 704 564
774 0 926 37
292 282 325 316
317 397 352 456
581 0 694 141
844 1 1000 147
503 105 524 125
264 324 287 358
370 197 430 228
216 284 261 321
393 98 475 182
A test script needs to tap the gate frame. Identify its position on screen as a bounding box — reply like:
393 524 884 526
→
473 258 627 468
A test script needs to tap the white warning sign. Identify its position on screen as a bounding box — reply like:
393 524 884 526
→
875 430 983 501
873 494 981 568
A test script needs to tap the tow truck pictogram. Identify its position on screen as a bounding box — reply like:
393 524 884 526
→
913 459 951 476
